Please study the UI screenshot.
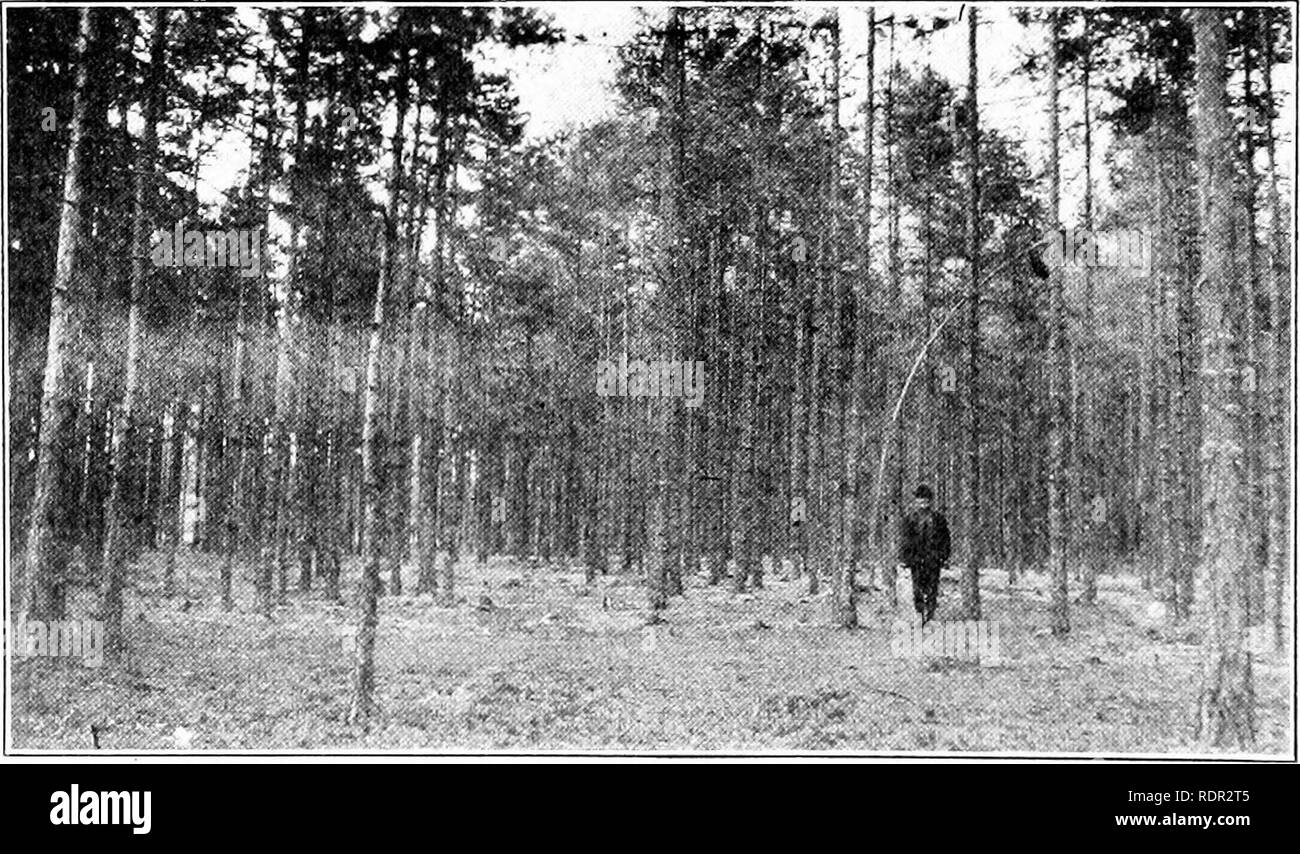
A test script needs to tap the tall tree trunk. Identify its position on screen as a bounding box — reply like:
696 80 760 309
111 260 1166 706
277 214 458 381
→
267 14 310 606
961 7 982 620
1191 9 1255 748
24 8 94 621
864 16 895 592
417 104 455 597
646 8 684 611
223 267 251 609
437 332 462 607
1079 20 1099 605
1046 10 1070 635
1239 26 1266 631
807 217 826 599
665 11 691 599
435 123 467 607
828 12 856 627
1172 115 1200 622
290 13 317 596
254 42 282 616
103 8 166 653
883 12 901 605
350 23 411 723
318 39 353 605
385 58 433 599
1261 18 1290 652
848 7 875 600
789 221 810 585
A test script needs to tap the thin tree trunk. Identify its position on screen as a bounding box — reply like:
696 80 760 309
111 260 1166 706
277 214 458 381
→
650 7 686 609
961 7 982 620
1046 10 1070 636
24 8 94 621
882 12 901 605
255 42 282 616
848 7 875 599
437 333 462 607
1261 18 1290 653
1079 22 1099 605
828 11 856 627
350 23 411 723
103 8 167 653
159 401 178 596
1240 27 1266 631
416 104 454 597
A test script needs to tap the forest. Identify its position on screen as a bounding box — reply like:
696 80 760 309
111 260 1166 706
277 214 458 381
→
6 4 1293 753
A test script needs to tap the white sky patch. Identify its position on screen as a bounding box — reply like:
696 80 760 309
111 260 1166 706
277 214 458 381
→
487 3 642 139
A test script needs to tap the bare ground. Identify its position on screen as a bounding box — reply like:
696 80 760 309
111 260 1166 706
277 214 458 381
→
10 550 1292 754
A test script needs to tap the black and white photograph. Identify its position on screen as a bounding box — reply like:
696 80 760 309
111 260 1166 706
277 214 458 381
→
3 1 1295 758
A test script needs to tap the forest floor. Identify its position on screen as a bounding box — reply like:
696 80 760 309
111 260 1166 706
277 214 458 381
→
10 549 1293 754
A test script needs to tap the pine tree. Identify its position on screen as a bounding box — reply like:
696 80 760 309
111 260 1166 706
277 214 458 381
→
1191 8 1255 748
1046 9 1070 636
24 7 94 622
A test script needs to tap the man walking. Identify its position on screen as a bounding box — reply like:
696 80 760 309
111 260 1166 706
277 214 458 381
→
899 485 951 624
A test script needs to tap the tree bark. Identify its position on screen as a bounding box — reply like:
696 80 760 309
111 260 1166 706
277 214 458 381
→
828 12 856 627
102 8 166 654
24 8 95 622
848 7 875 601
1079 19 1099 605
1191 9 1255 749
1261 18 1290 652
350 21 411 723
1046 10 1070 636
254 41 282 616
961 7 982 620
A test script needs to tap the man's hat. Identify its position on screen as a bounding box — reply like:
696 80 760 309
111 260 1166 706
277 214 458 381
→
914 485 934 500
